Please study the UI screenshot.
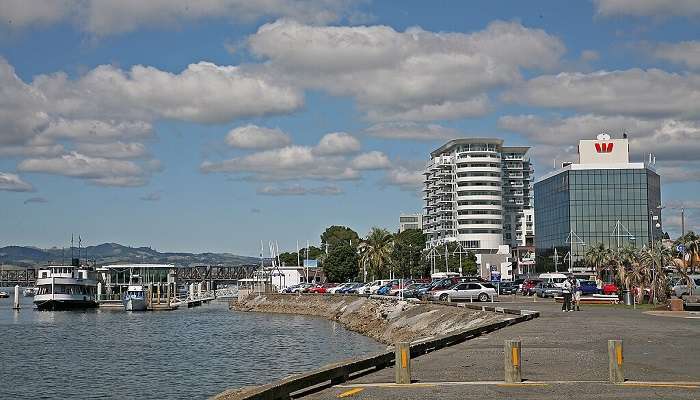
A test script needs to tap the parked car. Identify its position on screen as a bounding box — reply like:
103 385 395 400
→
362 280 393 294
534 282 562 298
602 283 619 295
328 282 353 294
431 282 497 302
521 279 542 296
394 283 428 299
578 280 600 295
672 275 700 297
336 282 362 294
538 273 568 288
307 283 337 294
459 275 486 283
344 283 367 294
496 281 516 295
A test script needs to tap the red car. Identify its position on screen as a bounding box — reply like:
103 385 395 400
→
602 283 619 295
308 283 337 294
521 279 542 296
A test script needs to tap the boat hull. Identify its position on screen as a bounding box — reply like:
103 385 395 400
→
35 299 98 311
123 298 147 311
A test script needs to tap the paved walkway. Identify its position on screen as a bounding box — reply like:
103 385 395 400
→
304 298 700 399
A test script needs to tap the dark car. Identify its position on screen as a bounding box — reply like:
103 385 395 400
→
578 280 599 295
496 281 516 295
419 277 461 299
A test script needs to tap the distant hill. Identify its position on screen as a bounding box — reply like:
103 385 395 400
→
0 243 260 267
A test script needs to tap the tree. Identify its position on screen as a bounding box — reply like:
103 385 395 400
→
585 243 612 280
358 227 394 280
392 229 426 278
323 244 359 282
320 226 360 251
278 252 298 266
674 231 700 273
639 241 672 304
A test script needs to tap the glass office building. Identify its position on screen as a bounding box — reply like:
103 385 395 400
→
534 135 662 272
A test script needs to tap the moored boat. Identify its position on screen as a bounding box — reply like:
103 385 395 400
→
23 287 36 297
33 262 98 311
123 285 148 311
0 291 9 298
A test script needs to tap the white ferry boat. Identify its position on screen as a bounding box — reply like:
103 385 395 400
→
123 285 148 311
34 264 98 310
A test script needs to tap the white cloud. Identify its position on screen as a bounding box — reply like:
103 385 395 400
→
498 114 700 162
40 119 153 142
200 146 360 181
383 167 424 191
580 50 600 62
649 41 700 70
225 125 291 149
76 142 148 159
249 19 564 122
657 165 700 183
0 172 34 192
17 152 149 187
593 0 700 18
0 0 363 35
365 122 460 140
256 184 343 196
313 132 361 155
350 151 391 170
503 69 700 119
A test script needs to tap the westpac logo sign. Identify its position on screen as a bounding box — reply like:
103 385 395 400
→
595 142 614 153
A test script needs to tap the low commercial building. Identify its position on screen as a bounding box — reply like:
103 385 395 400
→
534 134 662 273
399 213 423 232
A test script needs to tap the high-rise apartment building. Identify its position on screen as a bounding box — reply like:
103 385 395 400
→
423 138 533 253
399 214 423 232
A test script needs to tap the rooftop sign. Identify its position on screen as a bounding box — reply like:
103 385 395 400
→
578 134 629 164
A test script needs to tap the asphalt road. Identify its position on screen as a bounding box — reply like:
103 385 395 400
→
302 298 700 400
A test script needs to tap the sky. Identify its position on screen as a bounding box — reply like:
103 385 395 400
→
0 0 699 255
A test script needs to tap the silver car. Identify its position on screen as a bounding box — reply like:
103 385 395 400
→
431 282 498 302
672 275 700 297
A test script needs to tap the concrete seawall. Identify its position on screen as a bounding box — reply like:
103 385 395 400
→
230 294 508 344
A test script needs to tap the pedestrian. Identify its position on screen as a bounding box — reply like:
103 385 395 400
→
572 276 582 311
562 276 573 312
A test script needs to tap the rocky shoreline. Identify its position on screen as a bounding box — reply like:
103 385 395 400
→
230 294 508 344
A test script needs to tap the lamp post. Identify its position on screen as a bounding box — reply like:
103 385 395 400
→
648 205 663 303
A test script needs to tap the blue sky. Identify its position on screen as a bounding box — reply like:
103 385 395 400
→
0 0 699 255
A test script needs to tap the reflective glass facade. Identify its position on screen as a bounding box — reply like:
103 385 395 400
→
534 167 661 272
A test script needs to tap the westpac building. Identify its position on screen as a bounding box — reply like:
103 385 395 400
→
534 134 662 273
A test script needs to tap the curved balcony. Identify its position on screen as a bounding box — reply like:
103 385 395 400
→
456 203 503 211
456 193 502 201
456 175 502 183
456 166 501 174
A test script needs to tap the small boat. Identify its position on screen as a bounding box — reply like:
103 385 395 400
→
0 291 9 298
23 287 36 297
123 285 148 311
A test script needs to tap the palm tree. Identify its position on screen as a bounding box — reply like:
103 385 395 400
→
584 243 612 280
358 227 394 280
611 244 637 290
675 231 700 273
625 259 650 304
639 242 672 304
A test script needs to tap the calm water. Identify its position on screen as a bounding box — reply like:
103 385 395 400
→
0 290 383 399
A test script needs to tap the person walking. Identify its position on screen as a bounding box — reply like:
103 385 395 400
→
573 276 582 311
562 277 573 312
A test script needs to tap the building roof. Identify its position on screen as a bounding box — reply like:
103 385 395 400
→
430 138 504 157
534 162 658 184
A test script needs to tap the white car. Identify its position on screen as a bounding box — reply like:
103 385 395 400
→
328 283 353 294
431 282 497 302
672 275 700 297
364 279 393 295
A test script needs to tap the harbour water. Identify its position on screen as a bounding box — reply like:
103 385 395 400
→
0 291 383 399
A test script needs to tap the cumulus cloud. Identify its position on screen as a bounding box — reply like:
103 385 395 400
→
0 172 34 192
0 0 363 35
498 114 700 162
382 167 424 191
503 69 700 119
249 19 565 122
365 122 460 140
593 0 700 18
648 41 700 70
24 196 48 205
350 151 391 170
313 132 361 155
256 184 343 196
17 152 150 187
225 125 292 149
0 57 304 187
201 145 359 181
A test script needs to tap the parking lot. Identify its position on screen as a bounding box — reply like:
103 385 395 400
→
304 298 700 399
